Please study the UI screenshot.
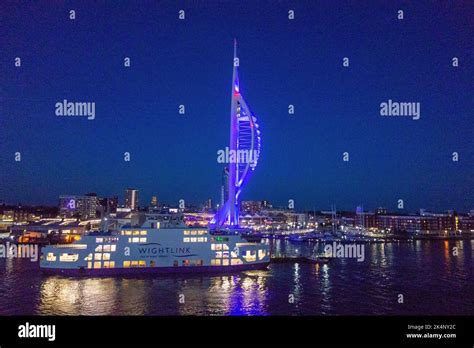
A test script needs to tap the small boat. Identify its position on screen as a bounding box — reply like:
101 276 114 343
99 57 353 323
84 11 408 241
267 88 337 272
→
304 255 331 264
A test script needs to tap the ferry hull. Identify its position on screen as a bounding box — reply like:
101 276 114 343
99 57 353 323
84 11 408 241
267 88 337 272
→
41 262 270 276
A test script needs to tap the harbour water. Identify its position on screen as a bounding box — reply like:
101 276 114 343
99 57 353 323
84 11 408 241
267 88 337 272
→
0 239 472 315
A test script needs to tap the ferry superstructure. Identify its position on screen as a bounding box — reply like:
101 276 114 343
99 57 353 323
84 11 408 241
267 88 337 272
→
40 214 270 275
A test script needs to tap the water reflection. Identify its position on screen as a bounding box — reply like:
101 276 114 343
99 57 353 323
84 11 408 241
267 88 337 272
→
0 240 472 315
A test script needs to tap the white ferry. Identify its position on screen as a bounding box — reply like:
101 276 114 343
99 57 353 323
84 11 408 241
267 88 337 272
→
40 214 270 275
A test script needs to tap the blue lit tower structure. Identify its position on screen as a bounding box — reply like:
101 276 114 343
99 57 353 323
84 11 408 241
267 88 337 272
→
212 40 262 228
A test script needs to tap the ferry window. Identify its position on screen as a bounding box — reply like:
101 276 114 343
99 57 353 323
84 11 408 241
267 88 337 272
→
95 245 103 252
131 261 139 267
93 262 101 269
216 251 222 258
183 237 190 242
102 253 110 261
231 259 243 265
133 231 140 235
243 250 256 262
173 260 178 267
191 231 197 236
123 261 131 268
223 244 229 250
140 231 147 235
139 237 147 243
132 237 139 243
139 260 146 267
46 253 56 262
87 262 92 269
198 230 207 235
84 253 93 261
231 251 238 258
96 238 103 243
191 237 197 242
182 260 190 266
204 237 208 242
223 251 229 258
103 261 110 268
103 245 111 252
125 231 132 236
94 253 102 261
258 250 266 260
211 259 221 266
111 245 116 252
184 230 190 235
109 261 115 268
59 253 79 262
222 259 229 266
197 237 204 242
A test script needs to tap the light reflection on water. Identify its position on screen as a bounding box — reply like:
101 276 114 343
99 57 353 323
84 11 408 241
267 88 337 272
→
0 240 472 315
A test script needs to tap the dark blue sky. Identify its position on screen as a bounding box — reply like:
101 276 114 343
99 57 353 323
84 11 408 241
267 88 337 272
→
0 1 473 212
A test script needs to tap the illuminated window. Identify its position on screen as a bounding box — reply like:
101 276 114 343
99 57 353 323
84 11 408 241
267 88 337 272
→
93 262 101 269
243 250 256 262
191 237 197 242
211 244 223 251
95 245 103 252
231 251 238 258
132 237 139 243
197 237 204 242
102 253 110 261
84 253 93 261
111 245 116 252
103 245 111 252
133 231 140 235
222 259 229 266
131 261 139 267
96 238 103 243
59 253 79 262
125 231 132 236
211 259 221 266
87 262 92 269
184 231 190 235
123 261 131 268
191 231 197 235
223 251 229 258
216 251 223 258
94 253 102 261
184 237 190 242
223 244 229 250
139 237 147 243
182 260 190 266
139 260 146 267
258 249 266 260
103 261 115 268
140 230 147 235
46 253 56 261
231 259 243 265
198 230 207 235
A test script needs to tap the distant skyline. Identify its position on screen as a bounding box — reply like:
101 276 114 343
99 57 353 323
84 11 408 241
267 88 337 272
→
1 2 473 212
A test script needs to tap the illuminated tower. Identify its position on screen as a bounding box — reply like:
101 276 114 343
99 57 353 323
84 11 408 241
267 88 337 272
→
212 40 262 228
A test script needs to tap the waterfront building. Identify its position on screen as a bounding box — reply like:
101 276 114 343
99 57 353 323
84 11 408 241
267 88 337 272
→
125 189 139 211
59 195 98 219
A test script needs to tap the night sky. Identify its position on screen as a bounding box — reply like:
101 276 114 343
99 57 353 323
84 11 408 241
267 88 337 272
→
0 1 473 212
